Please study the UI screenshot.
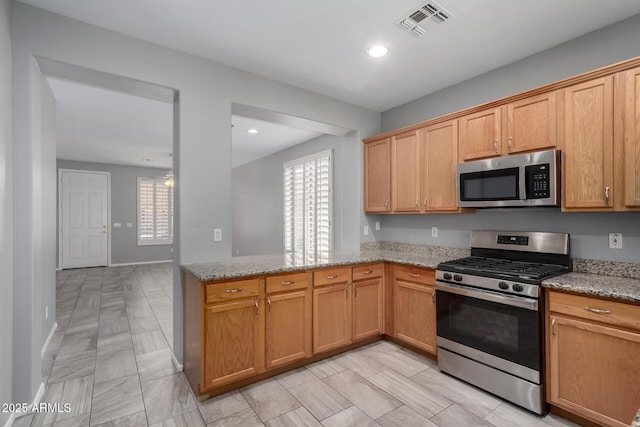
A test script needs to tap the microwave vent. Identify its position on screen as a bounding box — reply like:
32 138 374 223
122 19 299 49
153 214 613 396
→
396 1 453 38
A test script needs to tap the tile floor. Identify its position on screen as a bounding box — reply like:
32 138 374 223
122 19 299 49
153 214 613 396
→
14 263 582 427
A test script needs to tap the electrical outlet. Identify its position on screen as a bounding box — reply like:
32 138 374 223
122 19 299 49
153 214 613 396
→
609 233 623 249
432 227 438 237
375 221 380 231
364 225 369 236
214 228 222 242
113 222 122 228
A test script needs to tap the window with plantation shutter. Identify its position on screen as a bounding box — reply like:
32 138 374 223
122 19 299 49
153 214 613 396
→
283 150 332 256
137 177 173 246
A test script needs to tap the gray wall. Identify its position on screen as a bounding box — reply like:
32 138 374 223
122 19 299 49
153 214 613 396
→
232 134 346 256
12 2 380 405
0 0 12 424
375 13 640 264
57 160 174 265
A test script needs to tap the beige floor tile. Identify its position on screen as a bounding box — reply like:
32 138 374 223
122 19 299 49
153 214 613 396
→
431 403 496 427
141 373 197 425
275 367 319 390
323 370 401 420
375 405 437 427
136 348 177 383
305 356 346 379
94 347 138 384
206 407 264 427
48 349 96 384
287 378 351 421
92 410 147 426
198 391 251 424
484 403 580 427
90 374 145 426
149 409 206 427
265 407 322 427
320 406 378 427
129 316 161 334
367 369 451 419
132 330 169 356
241 378 300 422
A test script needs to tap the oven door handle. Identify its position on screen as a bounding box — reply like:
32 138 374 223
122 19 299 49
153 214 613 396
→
435 281 539 311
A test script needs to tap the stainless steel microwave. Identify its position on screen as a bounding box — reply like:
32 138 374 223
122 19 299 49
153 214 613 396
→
456 149 560 208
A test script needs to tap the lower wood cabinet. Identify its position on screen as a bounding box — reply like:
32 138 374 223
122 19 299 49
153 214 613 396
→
393 265 437 354
203 292 265 390
352 264 383 341
313 281 352 353
547 290 640 427
265 273 312 369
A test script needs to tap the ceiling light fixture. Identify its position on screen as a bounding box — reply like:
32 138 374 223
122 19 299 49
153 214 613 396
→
367 45 388 58
247 129 258 134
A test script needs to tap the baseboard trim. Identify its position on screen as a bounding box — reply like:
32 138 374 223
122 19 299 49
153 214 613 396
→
41 322 58 358
3 413 15 427
171 351 183 372
13 382 45 420
110 260 173 267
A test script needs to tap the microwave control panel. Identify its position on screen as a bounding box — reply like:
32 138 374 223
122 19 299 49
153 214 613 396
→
525 163 551 199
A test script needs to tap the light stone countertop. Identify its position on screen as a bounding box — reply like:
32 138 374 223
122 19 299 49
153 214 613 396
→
182 244 640 303
181 249 458 282
632 409 640 427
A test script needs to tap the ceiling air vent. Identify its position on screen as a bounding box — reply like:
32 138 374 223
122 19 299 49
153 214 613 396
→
396 1 453 38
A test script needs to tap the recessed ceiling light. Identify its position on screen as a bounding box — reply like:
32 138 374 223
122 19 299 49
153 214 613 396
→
367 45 388 58
248 129 258 134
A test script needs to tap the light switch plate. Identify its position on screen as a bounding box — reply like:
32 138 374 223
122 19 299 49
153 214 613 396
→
214 228 222 242
609 233 622 249
113 222 121 228
432 227 438 237
363 225 369 236
375 221 380 231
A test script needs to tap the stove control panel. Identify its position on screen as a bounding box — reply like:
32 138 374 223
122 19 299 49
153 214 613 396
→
435 270 540 298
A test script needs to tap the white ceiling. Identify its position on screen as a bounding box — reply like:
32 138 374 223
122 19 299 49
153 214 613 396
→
48 78 174 169
39 0 640 168
21 0 640 112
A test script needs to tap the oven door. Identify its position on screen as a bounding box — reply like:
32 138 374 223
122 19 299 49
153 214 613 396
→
435 281 542 383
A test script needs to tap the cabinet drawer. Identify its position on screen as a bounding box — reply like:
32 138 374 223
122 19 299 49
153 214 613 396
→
205 279 261 304
549 290 640 331
266 272 310 294
394 264 434 286
314 267 350 287
353 263 383 281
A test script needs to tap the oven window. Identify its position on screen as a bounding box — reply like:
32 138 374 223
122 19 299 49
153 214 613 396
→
460 168 519 201
436 289 540 371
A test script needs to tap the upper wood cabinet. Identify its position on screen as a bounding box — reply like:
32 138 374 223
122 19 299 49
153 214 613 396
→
623 66 640 207
507 92 557 154
391 130 421 212
459 93 558 161
562 76 615 210
459 107 502 161
420 119 460 212
364 138 391 213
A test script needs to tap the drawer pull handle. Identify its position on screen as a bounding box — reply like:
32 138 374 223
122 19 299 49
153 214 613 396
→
326 275 338 279
362 270 373 274
584 306 612 315
551 317 556 338
408 273 420 278
345 285 349 299
354 284 358 297
267 297 271 314
255 299 259 318
281 281 295 285
225 288 243 293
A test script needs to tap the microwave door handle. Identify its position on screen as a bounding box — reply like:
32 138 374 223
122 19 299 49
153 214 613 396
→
519 166 527 200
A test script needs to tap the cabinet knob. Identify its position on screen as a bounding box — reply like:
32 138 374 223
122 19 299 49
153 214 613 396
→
508 137 513 152
494 140 499 153
385 199 390 211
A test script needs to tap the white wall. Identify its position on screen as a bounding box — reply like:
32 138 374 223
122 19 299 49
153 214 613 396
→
0 0 13 424
12 2 380 405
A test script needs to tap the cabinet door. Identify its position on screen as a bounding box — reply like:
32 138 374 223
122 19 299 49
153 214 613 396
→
392 130 421 212
394 280 436 354
313 283 352 353
266 290 311 369
507 92 557 154
364 139 391 213
563 77 614 209
352 278 382 341
420 120 459 212
459 107 501 161
624 67 640 207
548 315 640 427
203 299 264 389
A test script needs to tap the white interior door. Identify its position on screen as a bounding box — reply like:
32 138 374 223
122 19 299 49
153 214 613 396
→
60 170 109 269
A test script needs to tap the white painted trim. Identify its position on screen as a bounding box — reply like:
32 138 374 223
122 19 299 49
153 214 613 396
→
171 351 183 372
13 382 45 419
41 322 58 358
3 413 15 427
110 260 172 267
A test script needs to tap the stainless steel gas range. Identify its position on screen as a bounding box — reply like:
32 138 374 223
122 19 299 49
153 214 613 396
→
435 230 571 414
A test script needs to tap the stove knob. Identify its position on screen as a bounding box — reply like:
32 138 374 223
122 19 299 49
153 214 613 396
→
512 284 524 292
443 273 452 280
453 274 463 282
498 281 509 290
